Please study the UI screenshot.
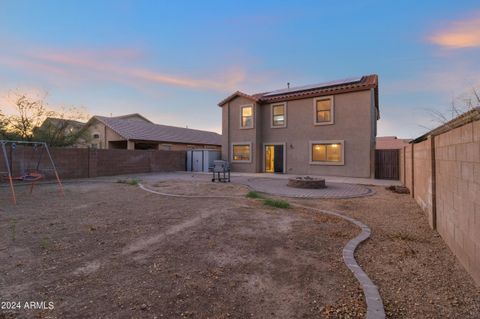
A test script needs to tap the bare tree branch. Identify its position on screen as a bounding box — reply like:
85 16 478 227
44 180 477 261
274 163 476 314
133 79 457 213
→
2 91 90 146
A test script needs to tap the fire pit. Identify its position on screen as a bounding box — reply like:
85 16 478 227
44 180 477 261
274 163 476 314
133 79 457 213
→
287 176 326 189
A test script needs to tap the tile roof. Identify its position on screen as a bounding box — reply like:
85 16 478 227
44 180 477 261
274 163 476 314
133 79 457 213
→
217 91 261 107
93 116 222 146
218 75 379 118
376 136 411 150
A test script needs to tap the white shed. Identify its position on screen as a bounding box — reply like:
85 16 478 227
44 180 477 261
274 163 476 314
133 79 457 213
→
186 149 221 172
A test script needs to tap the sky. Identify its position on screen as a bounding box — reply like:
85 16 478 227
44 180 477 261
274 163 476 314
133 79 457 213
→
0 0 479 137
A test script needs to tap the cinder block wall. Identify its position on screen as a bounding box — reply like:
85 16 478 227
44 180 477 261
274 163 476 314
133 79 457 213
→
401 119 480 286
404 145 413 191
413 139 434 228
435 120 480 285
0 147 186 180
399 148 405 185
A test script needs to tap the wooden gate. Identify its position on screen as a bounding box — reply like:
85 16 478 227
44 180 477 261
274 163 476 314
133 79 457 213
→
375 149 400 180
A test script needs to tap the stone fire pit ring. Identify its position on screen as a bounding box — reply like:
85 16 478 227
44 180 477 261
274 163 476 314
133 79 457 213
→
287 176 326 189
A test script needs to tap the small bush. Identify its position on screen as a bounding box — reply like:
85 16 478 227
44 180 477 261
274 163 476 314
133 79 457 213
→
246 191 264 199
263 198 290 209
117 178 140 186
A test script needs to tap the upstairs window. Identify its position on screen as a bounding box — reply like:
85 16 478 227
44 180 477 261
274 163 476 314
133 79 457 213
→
240 105 253 129
271 103 286 128
314 96 334 125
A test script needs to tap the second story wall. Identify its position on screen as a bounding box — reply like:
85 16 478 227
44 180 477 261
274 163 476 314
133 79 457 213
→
258 90 374 177
221 96 261 172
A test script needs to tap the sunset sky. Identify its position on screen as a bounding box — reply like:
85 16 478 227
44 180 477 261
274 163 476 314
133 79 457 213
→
0 1 479 137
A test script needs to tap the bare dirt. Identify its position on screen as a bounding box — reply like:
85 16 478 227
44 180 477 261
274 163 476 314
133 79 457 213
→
0 180 363 318
2 178 479 319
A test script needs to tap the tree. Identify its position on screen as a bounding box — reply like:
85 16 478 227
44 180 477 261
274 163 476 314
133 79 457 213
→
0 109 7 139
33 107 91 147
2 91 90 146
424 87 480 131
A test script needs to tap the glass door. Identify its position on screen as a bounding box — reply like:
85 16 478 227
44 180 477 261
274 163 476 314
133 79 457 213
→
265 145 274 173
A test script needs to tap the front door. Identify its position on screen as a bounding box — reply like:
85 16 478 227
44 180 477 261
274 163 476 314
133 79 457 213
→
265 144 284 173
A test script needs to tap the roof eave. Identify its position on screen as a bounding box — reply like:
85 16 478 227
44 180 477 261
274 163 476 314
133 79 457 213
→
217 91 259 107
89 116 128 140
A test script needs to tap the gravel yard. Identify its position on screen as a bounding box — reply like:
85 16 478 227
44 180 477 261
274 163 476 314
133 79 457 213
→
0 177 479 318
289 187 480 318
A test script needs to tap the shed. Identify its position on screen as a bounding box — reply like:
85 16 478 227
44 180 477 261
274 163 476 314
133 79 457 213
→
187 149 221 172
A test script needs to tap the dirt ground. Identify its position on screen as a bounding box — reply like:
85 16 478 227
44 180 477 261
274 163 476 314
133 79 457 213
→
1 178 479 318
0 180 363 319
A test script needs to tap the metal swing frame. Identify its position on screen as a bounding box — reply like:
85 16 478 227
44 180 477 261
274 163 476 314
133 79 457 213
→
0 140 64 204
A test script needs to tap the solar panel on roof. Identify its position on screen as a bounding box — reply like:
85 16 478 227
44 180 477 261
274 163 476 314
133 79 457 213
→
263 76 363 97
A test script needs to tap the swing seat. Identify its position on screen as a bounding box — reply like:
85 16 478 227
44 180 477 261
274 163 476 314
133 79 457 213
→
12 172 43 182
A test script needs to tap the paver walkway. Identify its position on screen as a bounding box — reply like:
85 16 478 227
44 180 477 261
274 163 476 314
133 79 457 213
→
137 172 377 199
240 177 374 198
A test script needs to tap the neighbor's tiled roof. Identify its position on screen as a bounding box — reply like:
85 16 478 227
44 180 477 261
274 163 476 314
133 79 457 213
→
376 136 411 150
218 75 378 106
93 116 222 146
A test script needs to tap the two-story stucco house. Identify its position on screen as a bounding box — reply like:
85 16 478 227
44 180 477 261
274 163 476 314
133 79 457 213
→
218 75 379 178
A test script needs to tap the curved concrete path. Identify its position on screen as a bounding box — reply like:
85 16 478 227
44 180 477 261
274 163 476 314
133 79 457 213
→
138 183 385 319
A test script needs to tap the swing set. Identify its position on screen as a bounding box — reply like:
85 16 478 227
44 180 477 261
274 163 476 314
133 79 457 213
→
0 140 64 204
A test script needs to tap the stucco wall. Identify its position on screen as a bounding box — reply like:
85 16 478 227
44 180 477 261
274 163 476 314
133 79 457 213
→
222 90 375 177
401 119 480 286
222 96 260 172
84 120 124 149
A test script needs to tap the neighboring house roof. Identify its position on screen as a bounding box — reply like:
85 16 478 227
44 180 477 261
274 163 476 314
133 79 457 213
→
376 136 411 150
411 107 480 144
41 117 86 128
92 115 222 145
218 74 379 118
112 113 153 123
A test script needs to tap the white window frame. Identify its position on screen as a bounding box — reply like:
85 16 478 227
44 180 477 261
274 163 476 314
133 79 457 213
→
231 142 252 163
313 96 334 126
239 104 254 129
270 102 287 128
309 140 345 165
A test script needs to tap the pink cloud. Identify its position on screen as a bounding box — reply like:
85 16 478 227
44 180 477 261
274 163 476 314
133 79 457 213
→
428 13 480 48
0 46 247 92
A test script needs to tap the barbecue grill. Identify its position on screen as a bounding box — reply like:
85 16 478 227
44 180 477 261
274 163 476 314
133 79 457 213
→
211 160 230 182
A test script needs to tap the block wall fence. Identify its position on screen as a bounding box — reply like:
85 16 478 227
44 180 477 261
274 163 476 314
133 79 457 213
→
0 147 186 180
400 118 480 286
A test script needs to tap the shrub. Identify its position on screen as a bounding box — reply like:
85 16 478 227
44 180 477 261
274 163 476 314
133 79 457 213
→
263 198 290 209
246 191 264 199
117 178 140 186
